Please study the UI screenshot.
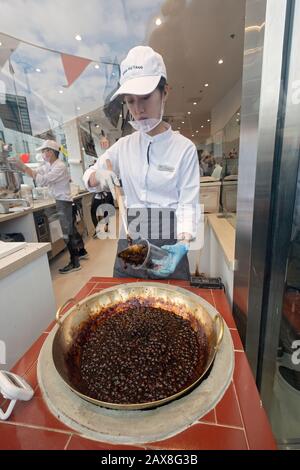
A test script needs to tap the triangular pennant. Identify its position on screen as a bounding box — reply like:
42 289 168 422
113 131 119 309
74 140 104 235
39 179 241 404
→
0 33 20 72
61 53 91 87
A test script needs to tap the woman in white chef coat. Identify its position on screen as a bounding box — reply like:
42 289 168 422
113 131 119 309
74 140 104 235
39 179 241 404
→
20 140 88 274
83 46 200 280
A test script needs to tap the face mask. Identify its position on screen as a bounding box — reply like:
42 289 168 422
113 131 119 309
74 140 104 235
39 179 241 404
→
42 154 50 163
129 99 164 134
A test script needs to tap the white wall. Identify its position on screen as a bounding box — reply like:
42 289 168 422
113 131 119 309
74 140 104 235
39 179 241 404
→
211 79 242 137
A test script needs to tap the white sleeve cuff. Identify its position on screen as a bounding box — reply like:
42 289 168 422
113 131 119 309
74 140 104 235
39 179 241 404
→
83 167 102 192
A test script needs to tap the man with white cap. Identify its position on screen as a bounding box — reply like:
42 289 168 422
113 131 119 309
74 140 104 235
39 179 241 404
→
20 139 88 273
83 46 200 280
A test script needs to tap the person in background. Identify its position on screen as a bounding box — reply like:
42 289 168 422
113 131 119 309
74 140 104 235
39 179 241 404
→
83 46 200 280
211 161 223 179
18 140 88 274
90 190 115 237
200 153 215 176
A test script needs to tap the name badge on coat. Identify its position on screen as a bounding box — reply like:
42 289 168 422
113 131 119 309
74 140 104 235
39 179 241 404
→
157 164 175 172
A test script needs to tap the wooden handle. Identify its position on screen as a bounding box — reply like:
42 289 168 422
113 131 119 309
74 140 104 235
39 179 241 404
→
106 159 129 238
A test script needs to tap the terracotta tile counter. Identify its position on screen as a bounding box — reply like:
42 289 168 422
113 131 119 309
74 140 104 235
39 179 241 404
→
0 277 277 450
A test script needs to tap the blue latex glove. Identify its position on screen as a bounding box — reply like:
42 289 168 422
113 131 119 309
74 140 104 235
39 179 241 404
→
150 242 189 278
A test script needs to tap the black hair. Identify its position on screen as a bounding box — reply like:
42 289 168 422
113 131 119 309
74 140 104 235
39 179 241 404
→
157 76 167 94
46 148 59 158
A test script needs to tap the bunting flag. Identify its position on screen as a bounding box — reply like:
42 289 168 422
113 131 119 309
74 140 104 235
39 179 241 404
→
61 53 91 87
0 33 20 72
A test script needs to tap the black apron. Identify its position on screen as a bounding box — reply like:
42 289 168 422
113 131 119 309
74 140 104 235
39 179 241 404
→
56 200 84 264
113 208 190 280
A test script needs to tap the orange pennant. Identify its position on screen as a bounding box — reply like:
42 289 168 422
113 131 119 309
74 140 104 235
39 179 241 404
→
61 53 91 87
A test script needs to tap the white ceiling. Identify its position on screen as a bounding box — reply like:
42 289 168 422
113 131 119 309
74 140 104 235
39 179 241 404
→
149 0 246 143
0 0 246 144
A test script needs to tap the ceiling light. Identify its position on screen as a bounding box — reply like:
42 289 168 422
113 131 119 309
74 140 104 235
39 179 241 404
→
155 18 162 26
35 68 41 72
187 111 191 115
0 42 2 47
82 147 85 151
192 134 194 137
236 119 240 122
58 90 63 94
196 130 199 133
207 119 210 122
75 34 82 41
178 127 181 130
204 83 209 87
218 59 224 64
96 124 100 128
237 112 240 116
193 102 197 106
201 125 204 128
86 116 90 119
76 106 80 110
119 114 122 118
181 121 185 124
94 64 100 69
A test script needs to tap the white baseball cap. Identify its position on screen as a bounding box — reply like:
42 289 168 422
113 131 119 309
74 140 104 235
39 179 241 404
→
110 46 167 101
36 140 61 152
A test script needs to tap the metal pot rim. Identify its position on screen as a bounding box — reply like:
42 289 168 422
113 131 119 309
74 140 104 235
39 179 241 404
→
52 282 224 410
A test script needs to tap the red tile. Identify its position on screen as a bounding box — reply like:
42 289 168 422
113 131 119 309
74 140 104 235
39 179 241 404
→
230 329 244 351
11 334 48 376
215 383 243 428
89 287 103 296
23 362 38 391
95 282 126 290
169 280 190 287
183 287 214 306
75 282 96 301
66 434 144 450
147 422 248 450
0 423 71 450
199 409 216 424
9 397 74 433
212 291 237 328
85 276 101 283
233 352 277 450
34 385 43 398
44 320 56 333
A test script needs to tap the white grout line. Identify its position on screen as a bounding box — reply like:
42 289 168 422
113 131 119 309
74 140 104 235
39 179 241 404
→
233 382 250 450
0 420 75 436
197 420 244 431
64 434 73 450
213 407 217 424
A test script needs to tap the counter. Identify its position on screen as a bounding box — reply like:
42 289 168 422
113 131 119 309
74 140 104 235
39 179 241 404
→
0 277 276 450
0 192 94 247
190 213 236 307
0 242 56 369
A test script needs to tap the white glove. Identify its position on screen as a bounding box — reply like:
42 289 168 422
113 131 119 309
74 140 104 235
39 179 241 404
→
95 168 120 199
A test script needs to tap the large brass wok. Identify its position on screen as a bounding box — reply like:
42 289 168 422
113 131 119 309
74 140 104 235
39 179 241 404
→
52 282 224 410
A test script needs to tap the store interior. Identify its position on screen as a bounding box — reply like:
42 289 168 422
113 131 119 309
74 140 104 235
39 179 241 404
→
1 0 299 450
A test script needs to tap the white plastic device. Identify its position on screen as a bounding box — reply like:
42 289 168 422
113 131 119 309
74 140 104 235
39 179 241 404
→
0 370 34 420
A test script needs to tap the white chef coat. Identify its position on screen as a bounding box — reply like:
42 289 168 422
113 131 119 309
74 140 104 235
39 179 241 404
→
35 158 72 202
83 126 200 237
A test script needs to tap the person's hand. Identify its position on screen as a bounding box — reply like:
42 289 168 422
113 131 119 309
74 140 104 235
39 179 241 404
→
149 242 189 278
95 168 120 199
